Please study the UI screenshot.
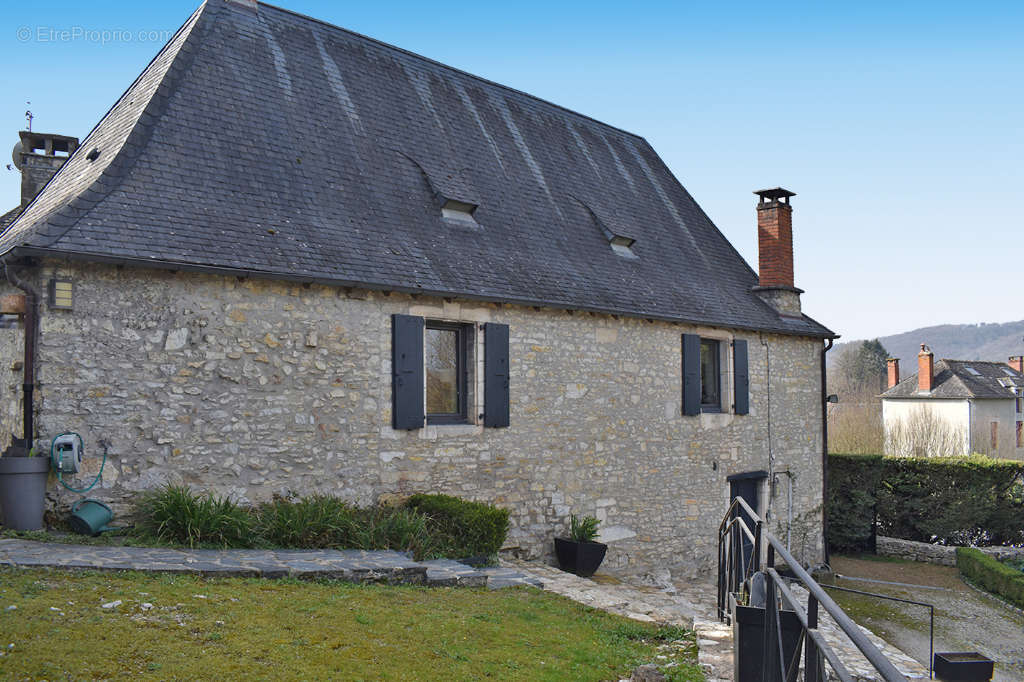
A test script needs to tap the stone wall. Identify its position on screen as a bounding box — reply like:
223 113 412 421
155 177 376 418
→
876 536 1024 566
0 260 827 573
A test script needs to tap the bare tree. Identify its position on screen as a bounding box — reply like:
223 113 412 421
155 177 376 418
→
884 405 966 457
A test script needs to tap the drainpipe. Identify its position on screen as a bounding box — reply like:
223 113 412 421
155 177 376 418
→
2 256 38 446
821 337 834 565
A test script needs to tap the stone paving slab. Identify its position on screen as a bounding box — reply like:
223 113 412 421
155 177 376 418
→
0 539 542 589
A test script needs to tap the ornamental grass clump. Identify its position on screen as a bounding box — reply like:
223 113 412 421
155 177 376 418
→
253 494 357 548
134 484 252 548
569 514 601 543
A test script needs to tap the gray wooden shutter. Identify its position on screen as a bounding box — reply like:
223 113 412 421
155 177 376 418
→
484 323 510 427
391 314 424 429
733 338 749 415
682 333 700 416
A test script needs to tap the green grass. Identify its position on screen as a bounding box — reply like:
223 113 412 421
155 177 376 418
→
0 568 704 681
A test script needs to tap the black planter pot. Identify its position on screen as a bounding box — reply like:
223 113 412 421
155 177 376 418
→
933 652 994 681
0 456 50 530
554 537 607 577
731 596 803 682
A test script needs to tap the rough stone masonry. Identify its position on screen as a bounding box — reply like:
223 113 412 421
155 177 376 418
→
0 259 825 574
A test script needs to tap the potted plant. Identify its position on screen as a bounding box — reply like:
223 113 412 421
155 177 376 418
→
554 514 607 577
0 439 50 531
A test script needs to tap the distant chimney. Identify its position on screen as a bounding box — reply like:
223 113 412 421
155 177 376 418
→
918 344 934 392
14 131 79 208
752 187 802 316
887 358 900 389
1008 356 1024 374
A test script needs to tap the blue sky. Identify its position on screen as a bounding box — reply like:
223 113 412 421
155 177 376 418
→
1 1 1021 343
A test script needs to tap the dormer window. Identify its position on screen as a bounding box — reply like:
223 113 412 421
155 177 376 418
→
440 198 478 224
609 234 636 258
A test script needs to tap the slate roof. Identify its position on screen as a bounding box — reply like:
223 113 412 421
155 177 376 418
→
0 207 20 231
0 0 833 338
882 360 1024 400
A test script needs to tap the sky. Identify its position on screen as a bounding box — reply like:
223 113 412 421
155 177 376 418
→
0 1 1021 343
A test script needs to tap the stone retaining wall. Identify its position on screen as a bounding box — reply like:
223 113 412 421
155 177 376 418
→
876 535 1024 566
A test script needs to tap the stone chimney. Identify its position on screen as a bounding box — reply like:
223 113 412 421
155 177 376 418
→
14 131 79 208
1008 356 1023 374
753 187 802 316
886 358 900 389
917 344 934 392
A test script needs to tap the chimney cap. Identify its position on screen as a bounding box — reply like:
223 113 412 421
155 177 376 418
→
754 187 796 202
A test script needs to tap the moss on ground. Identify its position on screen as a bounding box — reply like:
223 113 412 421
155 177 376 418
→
0 568 704 681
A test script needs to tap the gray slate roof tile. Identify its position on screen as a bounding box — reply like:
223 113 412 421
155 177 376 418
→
0 0 832 338
882 359 1023 399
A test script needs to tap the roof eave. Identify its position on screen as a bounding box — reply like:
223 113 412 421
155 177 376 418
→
8 245 836 339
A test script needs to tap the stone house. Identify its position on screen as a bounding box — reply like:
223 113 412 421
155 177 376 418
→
881 347 1024 459
0 0 834 571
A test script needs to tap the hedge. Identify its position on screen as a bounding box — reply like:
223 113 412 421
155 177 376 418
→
827 454 885 553
405 493 510 559
956 547 1024 609
828 453 1024 551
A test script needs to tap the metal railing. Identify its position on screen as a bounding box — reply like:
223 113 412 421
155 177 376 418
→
821 583 934 679
717 496 908 682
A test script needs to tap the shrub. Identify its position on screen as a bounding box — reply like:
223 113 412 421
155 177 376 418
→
346 506 442 560
254 494 357 548
135 485 252 548
406 493 509 559
827 454 884 553
877 455 1024 545
956 547 1024 609
827 453 1024 550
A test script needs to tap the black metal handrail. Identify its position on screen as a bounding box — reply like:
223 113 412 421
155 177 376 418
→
820 582 934 679
718 496 907 682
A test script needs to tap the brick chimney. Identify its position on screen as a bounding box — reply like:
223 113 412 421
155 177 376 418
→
918 344 934 392
15 131 79 208
1008 356 1023 374
753 187 802 316
886 358 900 389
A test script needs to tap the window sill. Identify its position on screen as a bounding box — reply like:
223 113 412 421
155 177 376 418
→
417 423 484 440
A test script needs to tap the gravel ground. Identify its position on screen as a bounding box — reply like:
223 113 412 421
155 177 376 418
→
828 555 1024 681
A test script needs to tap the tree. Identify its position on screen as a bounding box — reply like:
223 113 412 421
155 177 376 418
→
827 339 891 454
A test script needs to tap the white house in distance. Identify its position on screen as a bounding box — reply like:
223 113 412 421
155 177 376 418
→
881 345 1024 459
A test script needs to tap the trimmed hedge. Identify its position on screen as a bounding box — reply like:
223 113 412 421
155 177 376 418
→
828 453 1024 551
406 493 510 559
956 547 1024 609
827 454 885 553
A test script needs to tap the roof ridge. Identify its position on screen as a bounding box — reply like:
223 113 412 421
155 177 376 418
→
252 0 648 143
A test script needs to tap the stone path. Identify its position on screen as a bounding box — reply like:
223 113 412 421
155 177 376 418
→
504 561 930 681
0 539 542 589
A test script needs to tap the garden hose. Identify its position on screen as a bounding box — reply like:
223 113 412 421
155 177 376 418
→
50 433 107 494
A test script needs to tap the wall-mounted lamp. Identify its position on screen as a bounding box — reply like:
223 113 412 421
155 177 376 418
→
48 279 73 310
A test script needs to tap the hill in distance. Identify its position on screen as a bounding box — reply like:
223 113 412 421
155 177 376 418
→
834 320 1024 367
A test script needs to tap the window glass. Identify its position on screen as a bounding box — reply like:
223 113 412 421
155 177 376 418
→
426 327 459 415
700 339 720 409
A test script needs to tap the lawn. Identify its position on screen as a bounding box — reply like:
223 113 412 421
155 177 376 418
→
0 568 703 681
